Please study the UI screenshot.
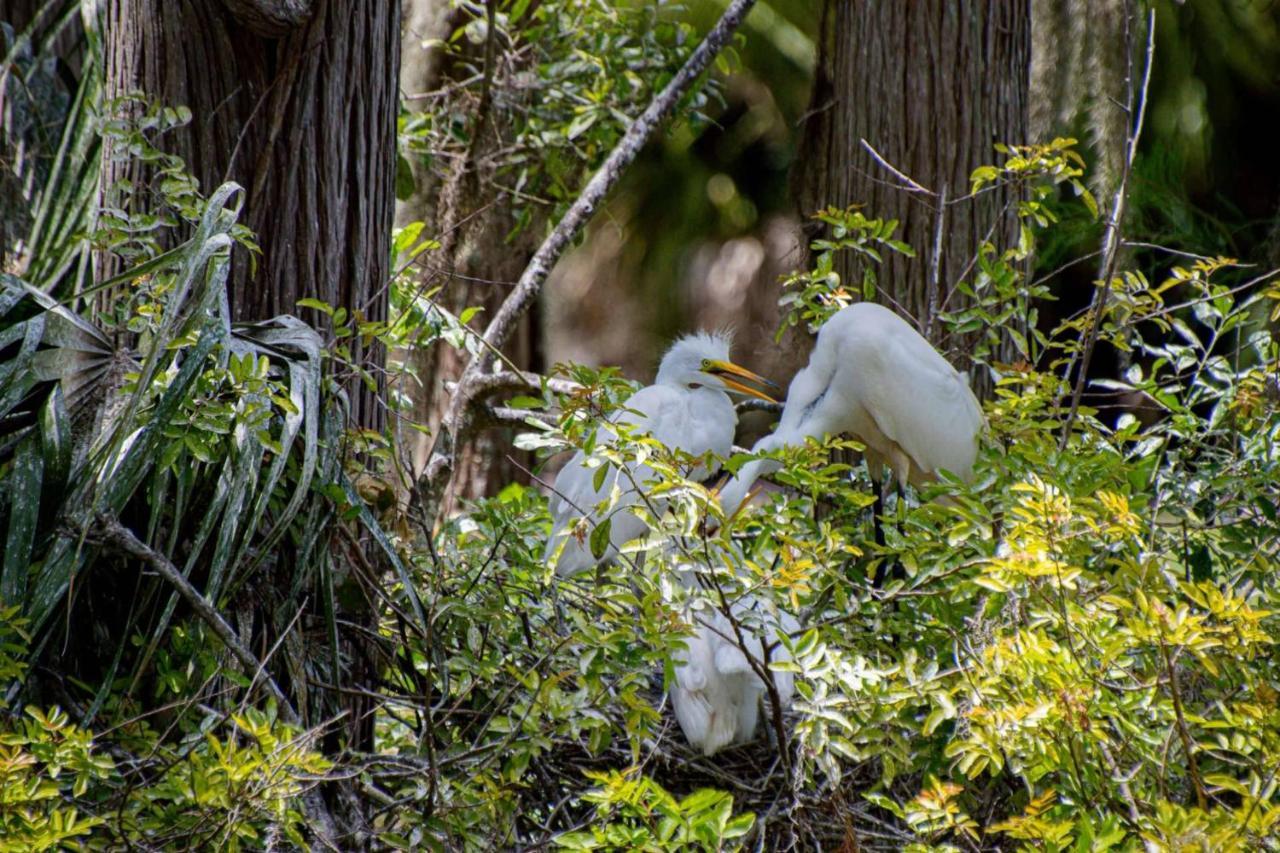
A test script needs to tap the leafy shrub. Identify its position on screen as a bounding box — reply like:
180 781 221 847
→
363 138 1280 849
3 3 1278 848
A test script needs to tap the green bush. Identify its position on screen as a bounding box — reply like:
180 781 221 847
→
362 139 1280 849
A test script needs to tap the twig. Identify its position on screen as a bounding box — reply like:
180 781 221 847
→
1136 266 1280 322
468 0 759 357
859 139 935 196
93 514 300 725
1159 637 1208 810
735 398 783 416
1059 9 1155 449
1097 740 1144 828
445 370 582 399
926 186 947 343
475 405 555 429
421 0 762 511
1120 241 1253 264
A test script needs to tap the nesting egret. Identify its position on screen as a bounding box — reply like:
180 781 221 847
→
670 593 799 756
546 332 775 577
717 302 984 519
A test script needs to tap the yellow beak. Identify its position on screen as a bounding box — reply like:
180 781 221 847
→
703 359 779 403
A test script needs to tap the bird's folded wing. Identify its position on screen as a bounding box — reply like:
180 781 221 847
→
713 641 753 676
860 333 983 480
674 661 708 692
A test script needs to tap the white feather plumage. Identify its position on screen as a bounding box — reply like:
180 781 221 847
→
669 588 798 756
545 333 741 577
719 302 984 516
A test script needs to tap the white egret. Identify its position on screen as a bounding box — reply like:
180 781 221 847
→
546 332 776 577
670 590 798 756
717 302 984 520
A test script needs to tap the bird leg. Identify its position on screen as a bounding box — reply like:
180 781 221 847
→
874 481 908 588
871 478 887 550
861 451 892 587
870 479 905 588
866 466 909 589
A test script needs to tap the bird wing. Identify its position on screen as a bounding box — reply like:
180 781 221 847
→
628 385 734 480
845 311 984 482
551 382 727 520
713 637 752 676
704 603 783 747
671 618 739 755
546 384 690 571
544 443 614 567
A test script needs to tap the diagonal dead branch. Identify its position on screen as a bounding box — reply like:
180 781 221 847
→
419 0 762 516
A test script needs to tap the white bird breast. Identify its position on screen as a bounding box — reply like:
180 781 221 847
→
669 594 798 756
546 384 738 576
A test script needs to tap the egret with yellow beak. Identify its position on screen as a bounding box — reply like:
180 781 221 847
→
546 331 776 577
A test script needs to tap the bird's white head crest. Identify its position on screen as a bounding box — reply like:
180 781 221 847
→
655 330 776 402
655 330 733 386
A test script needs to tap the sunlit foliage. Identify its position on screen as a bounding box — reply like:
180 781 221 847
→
2 2 1278 850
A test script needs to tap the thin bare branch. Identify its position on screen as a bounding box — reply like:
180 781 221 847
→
1060 9 1155 448
736 398 784 417
448 370 583 399
926 186 947 342
859 139 935 196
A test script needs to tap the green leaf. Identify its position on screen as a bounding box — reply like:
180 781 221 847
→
296 298 334 316
395 153 416 201
3 431 43 605
589 518 612 560
37 385 72 521
566 110 599 141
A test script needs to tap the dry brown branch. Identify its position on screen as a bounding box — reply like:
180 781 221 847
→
419 0 762 516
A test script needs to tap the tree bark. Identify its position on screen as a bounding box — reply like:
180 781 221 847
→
398 1 540 511
99 0 398 431
96 0 399 764
795 0 1030 382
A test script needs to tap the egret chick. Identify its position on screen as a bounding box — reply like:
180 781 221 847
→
718 302 984 518
546 332 775 577
670 592 798 756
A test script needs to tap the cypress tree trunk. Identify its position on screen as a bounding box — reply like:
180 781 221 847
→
99 0 399 430
95 0 400 759
795 0 1030 384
